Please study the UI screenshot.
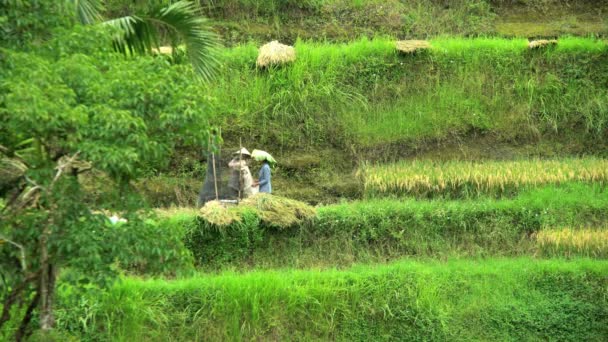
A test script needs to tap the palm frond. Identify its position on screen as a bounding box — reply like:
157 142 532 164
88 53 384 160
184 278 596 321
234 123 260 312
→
69 0 105 25
105 1 221 82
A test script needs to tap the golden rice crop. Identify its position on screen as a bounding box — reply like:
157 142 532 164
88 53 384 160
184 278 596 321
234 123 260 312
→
360 158 608 197
534 228 608 257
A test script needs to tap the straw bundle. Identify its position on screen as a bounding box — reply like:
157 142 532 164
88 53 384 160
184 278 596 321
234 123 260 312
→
396 40 431 54
528 39 558 49
256 41 296 68
199 200 241 226
240 194 316 229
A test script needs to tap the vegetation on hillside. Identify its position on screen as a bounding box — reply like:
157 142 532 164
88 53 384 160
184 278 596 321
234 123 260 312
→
163 184 608 269
2 0 608 340
106 0 608 43
0 1 215 338
51 258 608 341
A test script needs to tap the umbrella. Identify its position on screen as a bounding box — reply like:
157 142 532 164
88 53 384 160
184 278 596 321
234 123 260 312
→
251 149 277 165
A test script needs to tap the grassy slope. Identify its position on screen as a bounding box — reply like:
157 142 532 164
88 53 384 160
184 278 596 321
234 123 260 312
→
56 258 608 341
193 0 608 45
135 37 608 206
170 184 608 270
212 37 608 153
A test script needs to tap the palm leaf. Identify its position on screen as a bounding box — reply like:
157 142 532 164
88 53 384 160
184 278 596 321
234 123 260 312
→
105 1 221 82
69 0 104 25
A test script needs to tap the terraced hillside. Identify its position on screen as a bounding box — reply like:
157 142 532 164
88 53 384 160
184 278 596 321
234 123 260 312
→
132 36 608 205
51 173 608 340
3 1 608 341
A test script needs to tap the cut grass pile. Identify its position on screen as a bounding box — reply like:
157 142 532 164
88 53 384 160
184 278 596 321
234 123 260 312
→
175 184 608 269
535 227 608 258
55 258 608 341
361 157 608 198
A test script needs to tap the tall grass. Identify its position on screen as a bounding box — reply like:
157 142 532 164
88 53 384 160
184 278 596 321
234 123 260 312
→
54 258 608 341
361 157 608 198
206 37 608 152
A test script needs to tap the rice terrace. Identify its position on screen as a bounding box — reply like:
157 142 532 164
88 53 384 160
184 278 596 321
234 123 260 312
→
2 1 608 341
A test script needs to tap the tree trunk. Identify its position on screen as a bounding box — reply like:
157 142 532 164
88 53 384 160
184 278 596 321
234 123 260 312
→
39 228 56 331
15 291 40 341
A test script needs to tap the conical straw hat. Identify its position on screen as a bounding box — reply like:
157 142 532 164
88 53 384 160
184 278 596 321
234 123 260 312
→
233 148 251 156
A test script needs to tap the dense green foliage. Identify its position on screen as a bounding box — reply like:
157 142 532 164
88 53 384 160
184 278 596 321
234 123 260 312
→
174 184 608 269
54 258 608 341
0 1 216 337
1 28 212 182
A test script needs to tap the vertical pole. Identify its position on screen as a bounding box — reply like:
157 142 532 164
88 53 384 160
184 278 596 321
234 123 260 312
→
211 133 219 201
238 137 242 201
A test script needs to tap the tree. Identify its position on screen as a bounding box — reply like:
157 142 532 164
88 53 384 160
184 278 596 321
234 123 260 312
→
0 1 219 339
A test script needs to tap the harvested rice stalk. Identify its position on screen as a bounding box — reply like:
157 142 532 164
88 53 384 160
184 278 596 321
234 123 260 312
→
240 194 316 229
396 40 431 54
198 201 241 226
534 228 608 257
528 39 558 49
256 41 296 68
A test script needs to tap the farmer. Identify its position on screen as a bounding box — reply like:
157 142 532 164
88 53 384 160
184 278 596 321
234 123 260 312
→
228 148 254 199
254 158 272 194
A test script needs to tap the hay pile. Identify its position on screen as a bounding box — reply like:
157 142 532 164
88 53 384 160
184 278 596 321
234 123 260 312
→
198 195 316 229
396 40 431 54
241 194 316 228
528 39 558 49
256 41 296 68
199 201 241 226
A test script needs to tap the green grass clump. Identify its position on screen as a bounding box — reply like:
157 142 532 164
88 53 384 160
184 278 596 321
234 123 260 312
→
361 157 608 198
55 258 608 341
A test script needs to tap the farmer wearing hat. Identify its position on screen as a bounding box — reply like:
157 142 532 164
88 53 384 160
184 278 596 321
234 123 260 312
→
252 150 275 194
228 148 255 199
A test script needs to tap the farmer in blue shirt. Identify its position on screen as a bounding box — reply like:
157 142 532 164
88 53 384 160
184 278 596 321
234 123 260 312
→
255 159 272 193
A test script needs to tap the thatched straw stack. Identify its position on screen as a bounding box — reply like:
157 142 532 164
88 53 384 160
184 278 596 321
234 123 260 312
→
528 39 558 49
396 40 431 54
256 41 296 68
